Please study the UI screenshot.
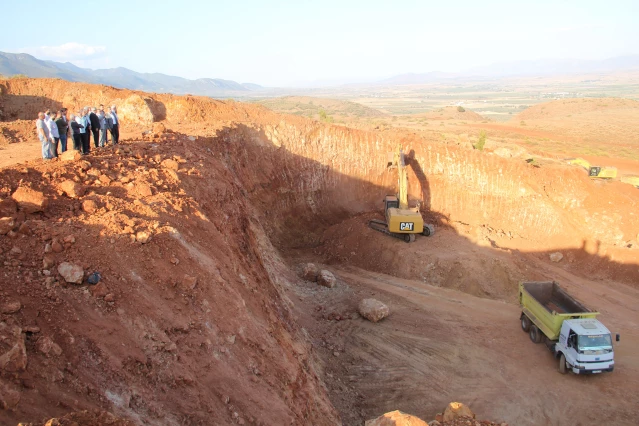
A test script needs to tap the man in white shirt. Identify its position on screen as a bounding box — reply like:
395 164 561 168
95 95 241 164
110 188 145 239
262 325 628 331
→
46 111 61 157
36 112 52 160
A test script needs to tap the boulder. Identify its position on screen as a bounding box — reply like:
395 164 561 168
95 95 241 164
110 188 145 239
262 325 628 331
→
11 187 48 214
442 402 475 422
493 147 513 158
365 410 428 426
79 160 92 171
17 222 31 235
59 180 86 198
43 254 56 269
161 158 179 171
0 328 27 372
358 299 390 323
59 149 82 161
136 230 151 244
90 282 109 298
0 217 14 234
317 270 337 288
120 94 155 125
82 199 98 214
99 174 112 185
36 336 63 357
136 182 153 198
181 275 198 291
0 301 21 314
51 240 64 253
301 263 319 281
549 252 563 263
57 262 84 284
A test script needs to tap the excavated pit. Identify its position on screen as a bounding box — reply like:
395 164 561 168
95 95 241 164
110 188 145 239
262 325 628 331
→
210 122 639 301
2 79 639 425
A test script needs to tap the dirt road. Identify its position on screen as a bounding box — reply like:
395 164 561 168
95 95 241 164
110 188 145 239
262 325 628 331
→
291 240 639 426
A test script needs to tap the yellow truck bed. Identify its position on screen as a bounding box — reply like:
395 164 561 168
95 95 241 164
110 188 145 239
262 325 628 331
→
519 281 598 340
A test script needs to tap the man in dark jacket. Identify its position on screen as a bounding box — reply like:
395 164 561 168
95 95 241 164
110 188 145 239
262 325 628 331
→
89 107 101 148
55 109 70 153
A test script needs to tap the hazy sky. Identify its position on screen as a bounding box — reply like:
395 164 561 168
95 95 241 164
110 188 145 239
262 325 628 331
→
2 0 638 86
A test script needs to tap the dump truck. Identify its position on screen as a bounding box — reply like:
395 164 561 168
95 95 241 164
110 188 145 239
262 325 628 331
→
519 281 619 374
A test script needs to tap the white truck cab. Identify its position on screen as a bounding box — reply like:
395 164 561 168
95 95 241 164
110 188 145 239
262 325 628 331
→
555 319 615 374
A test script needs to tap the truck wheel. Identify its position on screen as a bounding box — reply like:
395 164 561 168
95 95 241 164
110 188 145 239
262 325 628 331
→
521 315 531 332
529 325 542 343
559 354 567 374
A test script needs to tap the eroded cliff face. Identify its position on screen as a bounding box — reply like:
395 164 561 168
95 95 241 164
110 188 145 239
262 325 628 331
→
212 120 638 256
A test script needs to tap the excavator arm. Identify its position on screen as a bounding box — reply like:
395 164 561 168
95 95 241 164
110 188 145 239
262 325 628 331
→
391 145 409 210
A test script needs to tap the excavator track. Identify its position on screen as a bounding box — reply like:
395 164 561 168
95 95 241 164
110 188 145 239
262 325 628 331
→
368 219 415 243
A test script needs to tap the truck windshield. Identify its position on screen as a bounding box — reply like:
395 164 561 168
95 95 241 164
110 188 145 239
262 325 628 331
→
578 334 612 349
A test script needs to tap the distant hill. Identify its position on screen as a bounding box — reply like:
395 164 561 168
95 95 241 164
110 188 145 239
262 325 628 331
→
0 51 263 96
379 72 458 85
257 96 387 119
468 55 639 77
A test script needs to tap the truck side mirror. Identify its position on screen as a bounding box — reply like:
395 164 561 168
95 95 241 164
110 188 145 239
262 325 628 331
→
616 334 620 342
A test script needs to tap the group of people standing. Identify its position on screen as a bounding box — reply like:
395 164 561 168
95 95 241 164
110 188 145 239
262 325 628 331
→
36 105 120 159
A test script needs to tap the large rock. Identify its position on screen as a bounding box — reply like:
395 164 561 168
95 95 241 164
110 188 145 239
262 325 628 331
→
120 94 155 125
317 270 337 288
0 216 15 234
79 160 92 171
36 336 63 357
365 410 428 426
300 263 319 281
549 252 564 263
0 328 27 372
59 180 86 198
136 230 151 244
358 299 390 323
161 158 179 171
57 262 84 284
59 149 82 162
11 187 48 214
0 301 21 314
136 182 153 198
442 402 475 422
181 274 198 291
82 199 98 214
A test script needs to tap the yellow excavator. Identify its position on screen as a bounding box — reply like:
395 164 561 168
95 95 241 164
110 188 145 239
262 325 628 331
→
368 145 435 243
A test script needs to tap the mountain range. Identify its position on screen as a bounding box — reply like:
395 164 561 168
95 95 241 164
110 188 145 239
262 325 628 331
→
3 50 639 92
379 55 639 85
0 51 263 96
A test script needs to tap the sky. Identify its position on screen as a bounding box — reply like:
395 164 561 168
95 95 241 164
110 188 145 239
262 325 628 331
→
1 0 638 87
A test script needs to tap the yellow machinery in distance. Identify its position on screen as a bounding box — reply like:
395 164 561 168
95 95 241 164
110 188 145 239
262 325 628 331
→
368 145 435 243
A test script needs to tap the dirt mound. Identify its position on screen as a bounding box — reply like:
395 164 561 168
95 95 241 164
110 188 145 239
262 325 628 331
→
0 78 291 145
0 140 338 425
517 97 639 120
512 98 639 155
258 96 387 119
419 106 486 121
